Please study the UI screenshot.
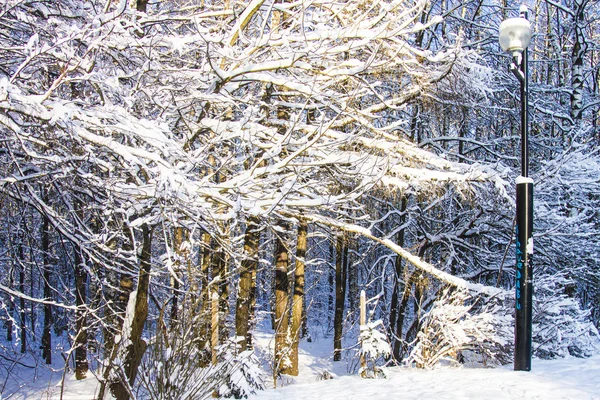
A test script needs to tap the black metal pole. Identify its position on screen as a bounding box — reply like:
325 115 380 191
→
514 6 533 372
520 46 529 178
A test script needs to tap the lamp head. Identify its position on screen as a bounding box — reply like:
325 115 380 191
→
499 17 531 56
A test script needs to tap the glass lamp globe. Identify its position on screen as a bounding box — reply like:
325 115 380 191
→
499 18 531 55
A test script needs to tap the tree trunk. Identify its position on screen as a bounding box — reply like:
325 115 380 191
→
110 223 153 400
171 227 188 325
285 220 307 376
73 200 88 381
570 0 589 121
273 222 290 381
197 230 212 364
102 249 117 360
347 234 357 317
18 235 26 354
6 266 14 342
390 196 407 361
41 193 52 364
236 217 261 352
333 233 347 361
546 2 564 89
29 250 35 341
74 245 88 379
103 225 135 360
394 269 418 360
327 239 335 332
301 282 308 339
250 238 258 342
212 239 229 343
118 229 135 321
211 292 219 365
389 269 400 342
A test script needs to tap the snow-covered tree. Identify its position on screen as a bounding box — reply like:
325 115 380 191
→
1 1 599 398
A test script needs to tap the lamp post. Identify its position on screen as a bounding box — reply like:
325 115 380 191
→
499 5 533 372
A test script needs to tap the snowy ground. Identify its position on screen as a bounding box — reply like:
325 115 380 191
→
2 333 599 399
0 361 102 399
251 355 600 400
249 332 600 400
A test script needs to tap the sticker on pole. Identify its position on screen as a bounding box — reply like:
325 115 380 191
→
527 237 533 254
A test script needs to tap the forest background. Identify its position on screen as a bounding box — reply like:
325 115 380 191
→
0 0 599 398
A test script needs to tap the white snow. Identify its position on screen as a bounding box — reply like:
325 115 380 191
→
2 370 103 400
2 328 600 399
516 176 534 184
247 327 600 400
250 355 600 399
245 326 600 400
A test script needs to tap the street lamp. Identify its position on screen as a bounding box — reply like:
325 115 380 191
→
499 5 533 372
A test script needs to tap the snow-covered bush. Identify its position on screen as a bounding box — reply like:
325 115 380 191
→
217 347 266 399
406 288 512 369
138 321 265 399
534 142 600 329
533 274 599 359
138 320 213 400
359 320 391 378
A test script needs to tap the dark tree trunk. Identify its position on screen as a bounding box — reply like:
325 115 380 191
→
74 236 88 379
327 239 335 331
236 217 260 352
103 224 135 360
389 196 407 361
346 234 357 317
286 220 308 376
18 236 26 354
117 235 135 323
249 233 258 344
126 224 152 382
333 233 347 362
211 239 228 343
102 248 118 359
6 266 14 342
171 227 188 325
110 224 153 400
197 231 212 363
29 255 35 340
394 270 418 360
41 194 52 364
301 279 308 339
273 222 290 380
